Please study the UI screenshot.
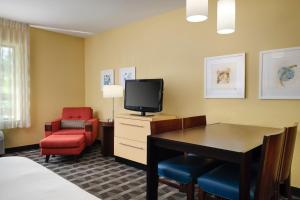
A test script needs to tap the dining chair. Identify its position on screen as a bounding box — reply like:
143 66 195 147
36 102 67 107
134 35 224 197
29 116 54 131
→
150 118 182 136
278 124 298 199
183 115 206 129
197 128 285 200
152 116 220 200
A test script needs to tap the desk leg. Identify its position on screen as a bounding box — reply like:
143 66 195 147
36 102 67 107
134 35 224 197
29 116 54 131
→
240 151 252 200
147 137 158 200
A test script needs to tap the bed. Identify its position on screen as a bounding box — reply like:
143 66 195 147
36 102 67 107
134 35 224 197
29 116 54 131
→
0 156 100 200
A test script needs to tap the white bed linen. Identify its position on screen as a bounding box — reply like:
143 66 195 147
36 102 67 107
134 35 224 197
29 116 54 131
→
0 156 100 200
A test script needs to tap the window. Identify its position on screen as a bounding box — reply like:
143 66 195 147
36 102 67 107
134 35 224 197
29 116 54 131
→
0 46 17 123
0 18 30 129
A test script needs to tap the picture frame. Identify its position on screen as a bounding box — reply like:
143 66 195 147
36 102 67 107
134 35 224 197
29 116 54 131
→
101 69 114 89
204 53 245 99
259 47 300 99
119 67 136 89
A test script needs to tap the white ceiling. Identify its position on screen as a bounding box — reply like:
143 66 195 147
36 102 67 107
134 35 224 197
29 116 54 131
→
0 0 185 37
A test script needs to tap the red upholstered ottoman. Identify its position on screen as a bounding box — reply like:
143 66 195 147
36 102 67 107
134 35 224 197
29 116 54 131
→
40 135 85 162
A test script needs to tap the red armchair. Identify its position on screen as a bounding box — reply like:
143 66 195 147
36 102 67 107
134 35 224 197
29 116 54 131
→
44 107 99 146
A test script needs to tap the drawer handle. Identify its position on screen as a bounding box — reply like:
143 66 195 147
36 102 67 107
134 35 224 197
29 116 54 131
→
119 142 144 150
120 122 144 128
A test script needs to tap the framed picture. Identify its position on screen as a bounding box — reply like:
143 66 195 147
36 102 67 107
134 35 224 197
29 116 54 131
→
204 53 245 98
259 47 300 99
119 67 136 88
101 69 114 89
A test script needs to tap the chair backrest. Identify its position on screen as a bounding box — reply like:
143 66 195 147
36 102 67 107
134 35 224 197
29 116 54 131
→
183 115 206 129
279 124 298 182
255 129 285 200
62 107 93 120
150 118 182 135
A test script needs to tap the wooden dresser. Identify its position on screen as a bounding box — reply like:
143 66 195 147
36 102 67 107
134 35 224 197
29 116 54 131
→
114 113 176 164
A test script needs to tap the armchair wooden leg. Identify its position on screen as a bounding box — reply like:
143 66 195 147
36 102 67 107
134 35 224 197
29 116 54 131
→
197 188 206 200
74 155 81 162
45 155 50 163
186 182 195 200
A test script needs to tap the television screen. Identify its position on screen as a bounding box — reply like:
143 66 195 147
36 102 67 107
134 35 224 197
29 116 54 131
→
124 79 163 116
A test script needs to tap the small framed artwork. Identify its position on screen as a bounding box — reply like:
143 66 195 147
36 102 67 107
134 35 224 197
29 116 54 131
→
119 67 136 88
204 53 245 98
259 47 300 99
101 69 114 89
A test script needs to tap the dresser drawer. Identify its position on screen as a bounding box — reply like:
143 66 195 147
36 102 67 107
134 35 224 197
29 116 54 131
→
115 118 150 142
114 137 146 164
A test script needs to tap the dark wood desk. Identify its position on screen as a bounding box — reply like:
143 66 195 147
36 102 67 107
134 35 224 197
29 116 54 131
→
147 123 282 200
100 121 114 156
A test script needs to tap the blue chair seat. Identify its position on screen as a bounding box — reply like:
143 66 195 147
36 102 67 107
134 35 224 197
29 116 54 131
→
158 154 219 184
197 163 259 200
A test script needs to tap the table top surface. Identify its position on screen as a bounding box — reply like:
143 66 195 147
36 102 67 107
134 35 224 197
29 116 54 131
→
149 123 282 153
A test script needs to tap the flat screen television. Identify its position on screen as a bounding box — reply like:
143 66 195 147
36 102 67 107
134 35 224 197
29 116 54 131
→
124 79 164 116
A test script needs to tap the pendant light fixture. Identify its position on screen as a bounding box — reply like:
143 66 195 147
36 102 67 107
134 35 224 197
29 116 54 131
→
217 0 236 34
186 0 208 22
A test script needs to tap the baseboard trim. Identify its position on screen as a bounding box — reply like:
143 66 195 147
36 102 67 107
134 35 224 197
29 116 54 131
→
5 144 39 153
115 156 146 170
292 186 300 197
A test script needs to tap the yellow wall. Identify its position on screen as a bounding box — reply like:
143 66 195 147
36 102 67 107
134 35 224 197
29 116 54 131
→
85 0 300 186
3 28 85 148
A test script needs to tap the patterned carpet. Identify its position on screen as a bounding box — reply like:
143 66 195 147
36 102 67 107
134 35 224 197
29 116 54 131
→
6 143 186 200
5 143 298 200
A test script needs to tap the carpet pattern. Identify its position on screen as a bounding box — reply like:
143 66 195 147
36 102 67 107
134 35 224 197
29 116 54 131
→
6 144 186 200
6 144 298 200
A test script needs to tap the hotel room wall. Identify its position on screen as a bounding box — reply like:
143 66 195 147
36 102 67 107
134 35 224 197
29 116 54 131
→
85 0 300 187
3 28 85 148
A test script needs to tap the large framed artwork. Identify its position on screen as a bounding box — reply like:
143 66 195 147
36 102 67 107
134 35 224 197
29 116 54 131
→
259 47 300 99
204 53 245 98
101 69 114 89
119 67 136 89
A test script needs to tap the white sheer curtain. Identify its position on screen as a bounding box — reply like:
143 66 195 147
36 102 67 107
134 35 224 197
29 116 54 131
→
0 18 30 129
